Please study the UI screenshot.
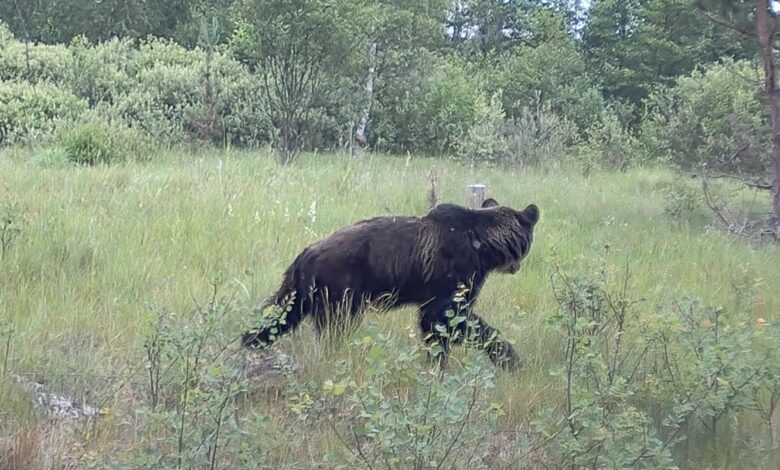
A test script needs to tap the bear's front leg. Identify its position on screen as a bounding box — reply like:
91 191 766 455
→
419 296 522 372
418 295 458 370
457 312 522 371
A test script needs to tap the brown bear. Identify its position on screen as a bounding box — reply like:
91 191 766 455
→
241 197 540 371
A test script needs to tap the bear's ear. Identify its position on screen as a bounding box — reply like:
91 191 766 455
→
518 204 539 227
481 198 500 208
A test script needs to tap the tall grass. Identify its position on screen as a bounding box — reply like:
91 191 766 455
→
0 147 778 468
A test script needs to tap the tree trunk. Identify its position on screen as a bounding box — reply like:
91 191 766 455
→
12 0 32 84
756 0 780 229
354 41 377 154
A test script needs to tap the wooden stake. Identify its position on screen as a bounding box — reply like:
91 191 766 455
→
466 184 487 209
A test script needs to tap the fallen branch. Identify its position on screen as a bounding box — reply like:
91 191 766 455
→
705 173 773 190
701 176 734 230
10 374 101 422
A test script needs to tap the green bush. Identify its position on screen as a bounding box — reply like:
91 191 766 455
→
186 49 272 147
375 57 484 156
513 255 780 468
488 39 606 136
501 102 579 168
640 59 770 175
454 92 582 169
62 35 269 147
577 107 638 174
534 263 676 468
64 35 137 106
0 21 70 85
660 177 704 220
0 28 274 150
0 80 87 146
61 123 120 165
109 287 272 469
322 321 503 468
60 120 145 165
454 92 510 165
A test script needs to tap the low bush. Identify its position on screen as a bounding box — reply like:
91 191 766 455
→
0 80 87 147
510 254 780 468
60 118 148 165
62 124 118 166
321 320 504 469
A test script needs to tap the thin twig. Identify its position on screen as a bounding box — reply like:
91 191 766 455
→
435 376 481 470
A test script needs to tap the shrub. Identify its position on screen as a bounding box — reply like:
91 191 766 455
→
61 123 122 165
454 92 582 170
514 255 779 468
0 80 87 146
375 57 484 156
455 92 511 165
64 35 137 106
59 118 148 165
322 320 503 469
640 59 770 175
660 177 704 220
0 29 274 151
185 48 272 147
0 22 70 85
488 39 606 136
577 107 638 174
501 102 579 168
643 297 763 437
532 262 676 468
111 283 272 469
113 60 201 145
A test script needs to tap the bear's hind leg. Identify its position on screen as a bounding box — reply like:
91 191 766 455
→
241 292 307 350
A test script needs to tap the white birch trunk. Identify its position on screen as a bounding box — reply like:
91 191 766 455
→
354 41 378 153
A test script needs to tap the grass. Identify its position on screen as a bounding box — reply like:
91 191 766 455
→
0 146 778 468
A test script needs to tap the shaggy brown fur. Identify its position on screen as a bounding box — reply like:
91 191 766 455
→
242 197 540 371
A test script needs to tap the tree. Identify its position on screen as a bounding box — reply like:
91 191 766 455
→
583 0 753 119
581 0 641 105
695 0 780 233
356 0 450 152
0 0 193 44
532 0 590 35
485 11 605 133
230 0 368 163
446 0 540 55
354 0 448 153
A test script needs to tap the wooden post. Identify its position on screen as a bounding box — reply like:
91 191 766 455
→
466 184 487 209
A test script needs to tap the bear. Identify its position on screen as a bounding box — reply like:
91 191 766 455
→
241 197 540 371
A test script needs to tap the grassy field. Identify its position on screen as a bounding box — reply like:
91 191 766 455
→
0 147 778 468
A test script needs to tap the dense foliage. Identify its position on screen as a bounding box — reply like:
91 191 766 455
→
0 0 762 172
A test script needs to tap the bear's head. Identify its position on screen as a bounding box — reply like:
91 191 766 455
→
479 197 540 275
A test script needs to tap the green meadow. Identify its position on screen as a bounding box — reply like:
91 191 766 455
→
1 148 778 468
